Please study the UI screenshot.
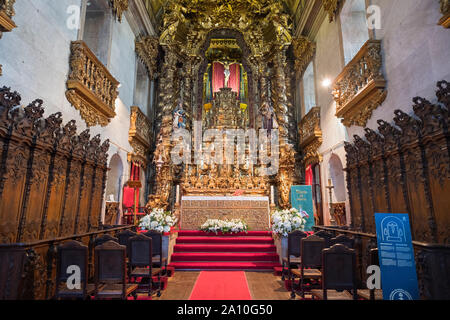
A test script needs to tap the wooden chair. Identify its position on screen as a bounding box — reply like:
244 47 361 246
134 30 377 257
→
290 235 325 299
358 248 383 300
282 230 308 281
310 244 358 300
117 229 137 255
330 234 354 249
128 234 161 297
143 230 168 273
94 234 119 247
55 240 95 300
314 230 334 248
94 240 138 300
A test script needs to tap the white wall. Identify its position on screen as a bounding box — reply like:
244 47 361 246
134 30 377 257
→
349 0 450 138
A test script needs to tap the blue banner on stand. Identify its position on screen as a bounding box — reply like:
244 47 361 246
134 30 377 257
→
374 213 420 300
291 186 315 231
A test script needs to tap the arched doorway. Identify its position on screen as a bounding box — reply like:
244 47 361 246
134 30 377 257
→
328 154 347 225
105 153 124 202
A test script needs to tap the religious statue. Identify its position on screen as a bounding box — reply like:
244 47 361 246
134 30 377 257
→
223 61 232 88
173 102 187 129
259 102 278 131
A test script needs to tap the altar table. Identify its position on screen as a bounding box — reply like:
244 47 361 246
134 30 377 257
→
180 196 270 230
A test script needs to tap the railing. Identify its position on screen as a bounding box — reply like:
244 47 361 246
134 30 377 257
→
0 225 135 300
313 225 450 300
298 106 322 166
66 41 119 127
332 40 387 127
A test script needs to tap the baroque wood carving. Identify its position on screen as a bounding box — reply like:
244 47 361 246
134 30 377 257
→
299 106 322 166
66 41 119 127
292 36 316 76
333 40 387 127
109 0 129 22
439 0 450 28
0 86 110 243
128 106 152 167
344 80 450 244
135 35 159 79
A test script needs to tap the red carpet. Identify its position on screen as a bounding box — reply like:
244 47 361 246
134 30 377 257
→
189 271 252 300
169 231 281 270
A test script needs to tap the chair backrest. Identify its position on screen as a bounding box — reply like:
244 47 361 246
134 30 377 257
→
56 240 88 296
143 231 162 256
314 230 334 247
288 230 308 258
370 248 379 266
300 235 325 269
330 234 354 249
322 244 356 291
94 234 119 247
128 234 152 267
94 240 126 283
117 229 137 247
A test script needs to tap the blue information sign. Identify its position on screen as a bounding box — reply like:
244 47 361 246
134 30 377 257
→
374 213 420 300
291 185 315 232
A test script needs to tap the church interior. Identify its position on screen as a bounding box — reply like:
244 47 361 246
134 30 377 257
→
0 0 449 303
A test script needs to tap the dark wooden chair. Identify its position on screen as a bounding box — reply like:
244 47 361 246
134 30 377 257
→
94 240 138 300
117 229 138 254
290 235 325 299
94 234 119 247
330 234 354 248
314 230 334 248
358 248 383 300
282 230 308 281
143 230 168 273
54 240 95 300
310 244 358 300
128 234 162 297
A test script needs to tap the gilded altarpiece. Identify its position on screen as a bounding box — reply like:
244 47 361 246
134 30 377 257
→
147 0 301 216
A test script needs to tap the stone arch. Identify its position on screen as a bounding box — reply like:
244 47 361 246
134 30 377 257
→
105 153 124 203
328 153 346 202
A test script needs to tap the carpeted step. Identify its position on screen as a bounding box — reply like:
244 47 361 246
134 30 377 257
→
176 236 274 244
177 230 273 237
173 244 277 253
171 252 279 262
169 261 281 270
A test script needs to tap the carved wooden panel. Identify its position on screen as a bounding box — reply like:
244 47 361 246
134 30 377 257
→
345 80 450 244
0 86 110 243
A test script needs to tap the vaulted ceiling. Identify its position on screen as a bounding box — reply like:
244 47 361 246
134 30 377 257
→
142 0 311 35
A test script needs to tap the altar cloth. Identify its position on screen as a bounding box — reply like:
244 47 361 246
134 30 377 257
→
180 196 270 230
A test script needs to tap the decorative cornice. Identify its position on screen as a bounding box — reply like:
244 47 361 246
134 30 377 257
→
333 40 387 127
292 36 316 75
322 0 340 22
135 35 159 78
109 0 129 23
66 41 119 127
439 0 450 28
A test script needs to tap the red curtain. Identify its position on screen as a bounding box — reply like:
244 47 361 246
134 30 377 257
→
305 165 313 186
212 62 225 94
123 163 140 208
228 64 240 94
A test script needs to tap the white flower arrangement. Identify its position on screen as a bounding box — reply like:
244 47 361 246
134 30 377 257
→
200 218 248 234
139 208 177 233
271 207 309 237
